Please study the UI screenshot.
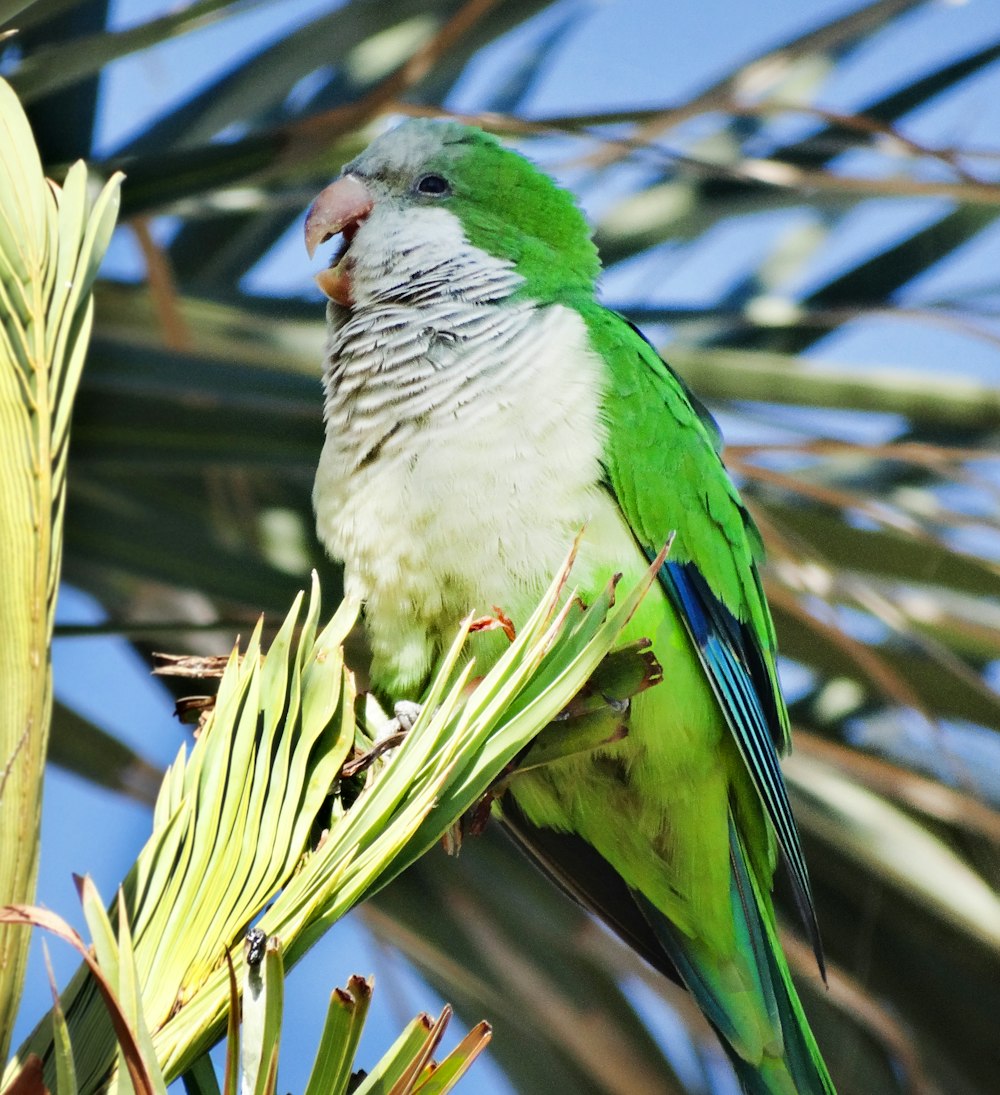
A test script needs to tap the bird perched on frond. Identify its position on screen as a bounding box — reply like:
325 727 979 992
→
305 118 834 1095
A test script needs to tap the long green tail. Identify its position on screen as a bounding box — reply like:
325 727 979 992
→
636 819 836 1095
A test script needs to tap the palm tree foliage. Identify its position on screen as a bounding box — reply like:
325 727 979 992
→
8 561 646 1090
0 72 121 1064
2 885 494 1095
2 0 999 1092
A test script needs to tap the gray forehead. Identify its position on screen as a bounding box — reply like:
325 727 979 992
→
345 120 466 180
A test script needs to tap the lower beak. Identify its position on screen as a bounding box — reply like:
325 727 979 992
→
304 174 374 305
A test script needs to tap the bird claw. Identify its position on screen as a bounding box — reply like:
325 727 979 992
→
469 606 516 643
340 731 407 778
387 700 422 736
442 788 499 856
340 701 422 778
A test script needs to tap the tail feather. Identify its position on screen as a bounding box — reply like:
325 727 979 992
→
635 818 835 1095
500 796 834 1094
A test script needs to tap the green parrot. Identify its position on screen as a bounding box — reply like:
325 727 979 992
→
304 119 834 1095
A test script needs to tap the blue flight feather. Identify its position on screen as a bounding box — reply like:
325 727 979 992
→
659 559 824 976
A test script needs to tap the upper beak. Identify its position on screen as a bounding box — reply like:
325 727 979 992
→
304 174 374 259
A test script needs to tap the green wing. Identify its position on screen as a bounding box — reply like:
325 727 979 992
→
580 302 821 965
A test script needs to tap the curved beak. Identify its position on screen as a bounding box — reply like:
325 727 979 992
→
304 174 374 259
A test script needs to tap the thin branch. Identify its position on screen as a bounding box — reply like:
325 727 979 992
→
792 732 1000 843
579 0 927 168
615 304 1000 357
388 104 1000 206
131 218 191 352
663 344 1000 427
764 578 933 718
283 0 505 159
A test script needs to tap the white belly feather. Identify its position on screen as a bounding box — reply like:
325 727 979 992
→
314 299 611 694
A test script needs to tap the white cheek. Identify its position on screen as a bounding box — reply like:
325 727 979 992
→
347 205 522 307
348 207 465 301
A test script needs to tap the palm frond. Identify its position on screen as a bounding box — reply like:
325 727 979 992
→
7 552 661 1089
0 73 120 1061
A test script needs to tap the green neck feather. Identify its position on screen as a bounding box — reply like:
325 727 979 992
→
439 130 601 303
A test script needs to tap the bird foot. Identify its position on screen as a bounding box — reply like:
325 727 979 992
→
468 606 516 642
340 701 422 778
385 699 423 736
441 644 662 852
441 789 499 857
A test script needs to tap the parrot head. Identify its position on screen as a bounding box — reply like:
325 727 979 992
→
305 119 600 309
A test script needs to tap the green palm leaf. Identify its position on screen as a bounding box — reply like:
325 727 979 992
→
0 73 121 1062
7 552 661 1089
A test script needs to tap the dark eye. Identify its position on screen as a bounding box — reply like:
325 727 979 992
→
415 173 451 196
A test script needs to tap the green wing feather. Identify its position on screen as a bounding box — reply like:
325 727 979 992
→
575 302 834 1093
581 303 820 943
